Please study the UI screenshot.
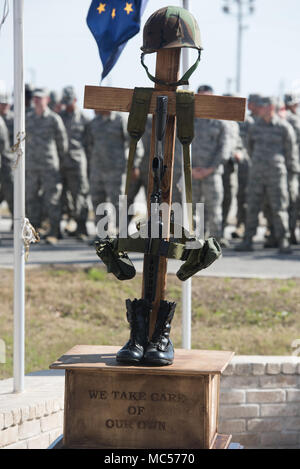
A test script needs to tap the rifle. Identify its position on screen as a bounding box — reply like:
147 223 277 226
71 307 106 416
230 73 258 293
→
143 95 168 305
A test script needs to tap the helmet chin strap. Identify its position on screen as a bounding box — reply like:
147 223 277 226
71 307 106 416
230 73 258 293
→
141 50 202 87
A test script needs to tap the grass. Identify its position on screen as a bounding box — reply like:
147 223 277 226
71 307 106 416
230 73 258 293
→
1 266 300 379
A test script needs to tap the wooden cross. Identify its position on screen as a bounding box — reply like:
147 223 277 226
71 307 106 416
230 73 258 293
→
84 48 246 336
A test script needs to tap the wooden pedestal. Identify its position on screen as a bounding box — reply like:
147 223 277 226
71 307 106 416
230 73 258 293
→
50 345 234 449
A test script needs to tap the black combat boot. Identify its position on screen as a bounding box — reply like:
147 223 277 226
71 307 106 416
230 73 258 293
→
143 301 176 366
235 236 253 252
116 298 150 364
74 220 89 241
278 238 292 255
290 230 298 245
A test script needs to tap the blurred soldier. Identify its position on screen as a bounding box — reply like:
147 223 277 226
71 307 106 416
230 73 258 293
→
284 92 300 244
0 116 9 162
0 93 14 217
222 121 243 237
197 84 213 94
25 88 68 245
86 110 143 236
232 94 262 239
127 117 151 221
222 94 244 238
277 97 287 120
0 92 13 145
192 85 231 246
247 93 263 120
264 96 300 247
236 97 299 254
49 90 63 114
59 86 90 240
262 97 288 248
0 116 10 243
25 83 34 113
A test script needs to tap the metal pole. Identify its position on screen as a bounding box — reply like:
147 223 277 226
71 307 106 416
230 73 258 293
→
13 0 25 393
181 0 192 350
236 0 243 93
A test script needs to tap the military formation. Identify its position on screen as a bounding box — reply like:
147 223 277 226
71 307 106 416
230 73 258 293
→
0 84 299 254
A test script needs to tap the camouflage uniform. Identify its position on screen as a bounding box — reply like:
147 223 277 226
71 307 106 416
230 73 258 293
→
127 117 151 212
285 109 300 239
242 114 299 245
236 115 253 230
0 95 14 216
86 112 143 234
1 109 14 146
192 118 231 241
25 105 68 237
222 120 243 233
49 91 62 113
0 116 10 171
59 107 90 234
0 117 10 242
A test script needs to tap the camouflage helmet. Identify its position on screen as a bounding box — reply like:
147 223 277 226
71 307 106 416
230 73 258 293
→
141 6 202 54
141 6 203 87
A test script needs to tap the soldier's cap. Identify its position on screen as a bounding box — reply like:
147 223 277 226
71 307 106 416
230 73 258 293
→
284 92 300 106
49 90 61 104
198 85 214 93
0 92 9 104
248 93 262 104
33 87 49 98
257 96 277 107
61 86 76 104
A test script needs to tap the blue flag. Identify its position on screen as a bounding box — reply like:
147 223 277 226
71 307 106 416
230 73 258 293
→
87 0 148 81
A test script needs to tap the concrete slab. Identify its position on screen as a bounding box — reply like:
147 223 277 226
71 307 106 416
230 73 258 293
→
0 371 65 416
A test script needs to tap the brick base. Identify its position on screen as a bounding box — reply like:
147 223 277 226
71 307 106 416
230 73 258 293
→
0 401 63 450
1 356 300 449
219 356 300 449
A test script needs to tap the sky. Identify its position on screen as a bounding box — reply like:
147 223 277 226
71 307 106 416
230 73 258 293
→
1 0 300 111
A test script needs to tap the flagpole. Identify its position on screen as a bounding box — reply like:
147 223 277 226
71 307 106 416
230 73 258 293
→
181 0 192 350
13 0 25 393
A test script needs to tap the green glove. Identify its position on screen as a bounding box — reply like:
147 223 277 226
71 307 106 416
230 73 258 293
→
176 238 222 282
